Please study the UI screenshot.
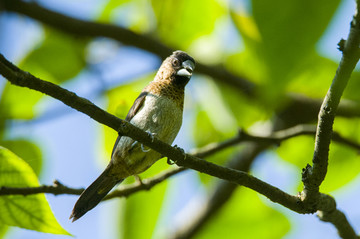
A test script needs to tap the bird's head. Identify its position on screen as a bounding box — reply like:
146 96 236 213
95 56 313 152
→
156 50 195 87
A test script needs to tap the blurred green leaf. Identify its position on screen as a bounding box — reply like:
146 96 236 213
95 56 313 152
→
0 29 86 120
20 29 86 83
286 52 338 98
1 140 42 176
215 81 270 128
0 83 44 120
99 0 154 32
99 0 130 22
0 223 8 238
196 188 290 238
192 78 245 185
225 51 266 85
0 147 69 235
120 163 168 239
343 71 360 101
252 0 341 74
194 108 240 186
276 133 360 192
322 143 360 192
151 0 225 48
250 0 341 101
229 12 267 83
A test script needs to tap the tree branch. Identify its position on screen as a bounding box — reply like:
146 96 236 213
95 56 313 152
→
301 4 360 205
1 123 358 199
0 180 83 196
2 0 360 123
298 5 360 239
169 142 265 239
0 0 255 97
0 1 359 233
0 53 312 214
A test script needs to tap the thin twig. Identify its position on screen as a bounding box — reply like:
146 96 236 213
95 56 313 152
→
0 180 83 196
1 124 359 199
298 4 360 238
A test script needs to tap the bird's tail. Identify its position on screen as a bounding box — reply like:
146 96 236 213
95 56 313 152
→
69 166 123 222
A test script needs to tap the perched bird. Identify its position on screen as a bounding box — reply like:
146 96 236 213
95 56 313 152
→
70 50 195 221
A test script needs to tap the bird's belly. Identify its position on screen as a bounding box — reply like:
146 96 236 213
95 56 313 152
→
131 94 183 143
112 95 183 176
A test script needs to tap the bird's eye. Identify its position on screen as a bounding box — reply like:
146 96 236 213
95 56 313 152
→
172 58 180 66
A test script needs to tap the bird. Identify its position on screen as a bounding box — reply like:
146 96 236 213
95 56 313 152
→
69 50 195 222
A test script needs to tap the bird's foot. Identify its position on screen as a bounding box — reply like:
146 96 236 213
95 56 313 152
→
141 144 151 152
140 131 157 152
167 145 186 165
146 130 157 142
167 158 175 165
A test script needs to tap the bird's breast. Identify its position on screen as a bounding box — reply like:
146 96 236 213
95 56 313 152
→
130 94 183 144
111 93 183 176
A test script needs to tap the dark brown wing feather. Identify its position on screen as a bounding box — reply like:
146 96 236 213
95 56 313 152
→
125 91 148 121
111 91 148 158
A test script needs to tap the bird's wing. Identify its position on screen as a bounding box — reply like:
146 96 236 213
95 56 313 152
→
125 91 148 121
111 91 148 158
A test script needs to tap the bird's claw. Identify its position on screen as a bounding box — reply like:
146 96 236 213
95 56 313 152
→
140 131 157 152
174 145 185 154
146 130 157 142
167 158 175 165
167 145 186 165
141 144 151 152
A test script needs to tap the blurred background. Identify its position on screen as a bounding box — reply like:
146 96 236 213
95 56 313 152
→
1 0 360 238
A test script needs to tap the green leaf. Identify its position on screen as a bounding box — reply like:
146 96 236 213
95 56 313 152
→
285 53 338 98
0 83 44 120
0 223 8 238
20 29 86 83
192 79 242 185
215 81 270 128
343 71 360 101
276 133 360 192
1 140 42 176
0 147 69 235
151 0 225 48
120 162 168 239
250 0 341 101
0 28 86 120
196 188 290 238
98 0 130 22
99 0 154 32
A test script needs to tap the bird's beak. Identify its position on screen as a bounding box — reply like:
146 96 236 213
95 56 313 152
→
176 60 195 77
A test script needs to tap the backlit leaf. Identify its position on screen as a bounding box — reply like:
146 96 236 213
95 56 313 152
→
1 140 42 176
0 147 69 235
195 188 290 238
151 0 225 48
